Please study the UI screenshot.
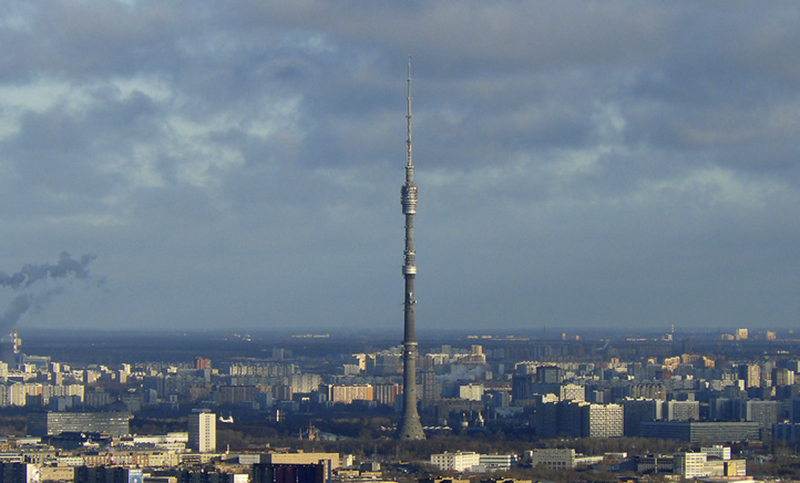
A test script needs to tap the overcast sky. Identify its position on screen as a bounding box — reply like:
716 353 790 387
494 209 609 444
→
0 1 799 334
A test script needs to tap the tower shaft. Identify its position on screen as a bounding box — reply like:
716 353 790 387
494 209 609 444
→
398 60 425 440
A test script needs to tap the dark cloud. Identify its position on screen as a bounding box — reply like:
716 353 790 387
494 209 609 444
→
0 1 798 332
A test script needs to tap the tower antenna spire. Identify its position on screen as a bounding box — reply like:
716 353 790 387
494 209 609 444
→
398 58 425 440
407 56 413 173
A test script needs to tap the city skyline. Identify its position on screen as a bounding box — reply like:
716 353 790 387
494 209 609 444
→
0 2 799 332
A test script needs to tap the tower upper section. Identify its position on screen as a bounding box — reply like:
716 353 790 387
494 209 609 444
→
401 61 418 216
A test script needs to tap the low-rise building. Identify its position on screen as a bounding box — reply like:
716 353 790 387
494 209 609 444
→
264 453 342 470
526 449 602 471
430 452 481 473
477 454 516 471
701 445 731 461
253 463 326 483
38 466 74 482
674 452 708 479
672 450 746 479
640 421 760 442
27 412 132 437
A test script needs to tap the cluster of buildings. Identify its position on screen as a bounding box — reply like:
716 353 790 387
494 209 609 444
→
6 331 800 445
525 445 746 479
428 444 748 480
0 430 363 483
429 453 515 473
0 426 754 483
501 355 800 442
3 330 800 483
0 449 347 483
312 339 800 445
0 409 345 483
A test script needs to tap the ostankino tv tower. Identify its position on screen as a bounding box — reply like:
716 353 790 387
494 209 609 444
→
397 60 425 440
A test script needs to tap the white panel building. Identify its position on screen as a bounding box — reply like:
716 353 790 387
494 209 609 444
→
430 452 481 472
188 410 216 453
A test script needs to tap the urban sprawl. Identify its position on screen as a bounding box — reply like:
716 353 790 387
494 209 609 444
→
1 328 800 483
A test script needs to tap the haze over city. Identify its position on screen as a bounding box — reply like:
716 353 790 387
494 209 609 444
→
0 2 799 332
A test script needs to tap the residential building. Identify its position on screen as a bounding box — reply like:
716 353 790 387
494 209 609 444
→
458 384 484 402
188 410 216 453
665 400 700 421
373 384 402 406
622 398 662 437
252 463 326 483
0 462 39 483
587 403 624 438
559 384 585 402
326 385 373 404
74 467 142 483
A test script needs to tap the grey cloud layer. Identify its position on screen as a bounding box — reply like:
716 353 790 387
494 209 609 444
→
0 1 798 331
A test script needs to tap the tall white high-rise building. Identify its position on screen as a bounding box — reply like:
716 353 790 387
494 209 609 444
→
587 403 624 438
188 410 216 453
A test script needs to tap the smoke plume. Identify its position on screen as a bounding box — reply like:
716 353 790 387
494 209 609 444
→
0 252 98 332
0 295 31 329
0 252 95 289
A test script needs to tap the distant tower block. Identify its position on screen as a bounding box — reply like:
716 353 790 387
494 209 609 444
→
188 409 216 453
397 59 425 440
